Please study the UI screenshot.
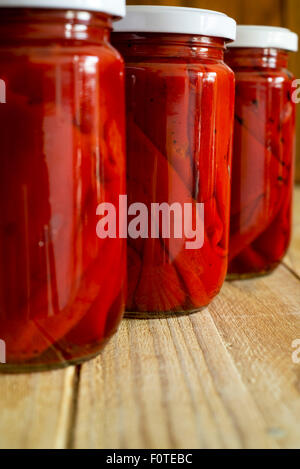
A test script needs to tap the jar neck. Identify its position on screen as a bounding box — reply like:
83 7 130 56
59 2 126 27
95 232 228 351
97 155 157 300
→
225 47 290 70
0 8 112 44
113 33 226 61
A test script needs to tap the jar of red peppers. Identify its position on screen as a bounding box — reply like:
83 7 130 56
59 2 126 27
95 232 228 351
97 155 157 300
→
113 6 236 316
226 26 299 279
0 0 126 372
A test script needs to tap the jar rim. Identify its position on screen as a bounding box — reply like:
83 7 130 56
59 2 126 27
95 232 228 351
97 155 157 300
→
0 0 125 19
228 25 298 52
114 5 236 42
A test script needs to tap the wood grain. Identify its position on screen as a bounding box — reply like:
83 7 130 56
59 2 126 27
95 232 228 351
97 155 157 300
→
0 367 76 449
72 187 300 449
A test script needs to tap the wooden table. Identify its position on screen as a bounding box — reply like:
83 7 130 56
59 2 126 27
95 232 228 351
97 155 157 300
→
1 188 300 450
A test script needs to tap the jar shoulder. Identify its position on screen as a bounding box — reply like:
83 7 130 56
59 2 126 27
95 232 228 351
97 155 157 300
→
124 59 234 78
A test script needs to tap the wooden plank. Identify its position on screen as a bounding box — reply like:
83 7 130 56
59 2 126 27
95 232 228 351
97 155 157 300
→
73 264 300 449
0 368 75 449
284 186 300 278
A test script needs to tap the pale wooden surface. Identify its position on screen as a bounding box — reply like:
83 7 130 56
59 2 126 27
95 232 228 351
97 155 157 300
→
0 188 300 450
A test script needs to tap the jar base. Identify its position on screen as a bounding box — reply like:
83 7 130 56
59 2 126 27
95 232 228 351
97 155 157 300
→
124 306 206 320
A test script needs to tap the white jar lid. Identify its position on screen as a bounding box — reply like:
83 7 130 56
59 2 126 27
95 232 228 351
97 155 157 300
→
0 0 126 18
228 26 298 52
114 5 236 41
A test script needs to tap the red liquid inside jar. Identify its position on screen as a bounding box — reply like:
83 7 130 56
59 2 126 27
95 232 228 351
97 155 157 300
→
226 48 296 278
0 8 126 371
113 33 235 315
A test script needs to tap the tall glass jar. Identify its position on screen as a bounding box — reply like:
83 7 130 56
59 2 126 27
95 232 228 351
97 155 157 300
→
113 6 236 316
0 0 126 372
226 26 298 279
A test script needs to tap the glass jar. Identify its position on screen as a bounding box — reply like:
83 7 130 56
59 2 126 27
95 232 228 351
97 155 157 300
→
0 0 126 372
113 6 236 316
226 26 298 279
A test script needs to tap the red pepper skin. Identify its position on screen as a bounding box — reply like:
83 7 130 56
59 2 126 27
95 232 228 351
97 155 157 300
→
0 9 126 369
113 33 235 314
226 48 296 278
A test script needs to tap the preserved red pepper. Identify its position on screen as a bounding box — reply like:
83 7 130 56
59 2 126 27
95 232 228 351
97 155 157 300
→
0 1 126 372
113 6 236 315
226 26 298 278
